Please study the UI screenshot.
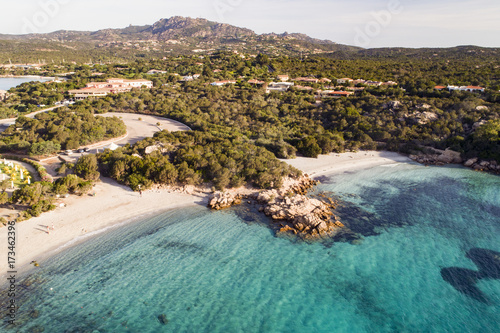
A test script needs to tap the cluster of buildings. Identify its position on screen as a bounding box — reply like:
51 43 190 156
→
336 77 398 87
263 75 396 97
264 81 356 98
434 85 485 93
68 78 153 100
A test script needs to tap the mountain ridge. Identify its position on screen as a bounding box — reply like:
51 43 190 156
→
0 16 497 63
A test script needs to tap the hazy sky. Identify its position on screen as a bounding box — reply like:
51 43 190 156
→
1 0 499 48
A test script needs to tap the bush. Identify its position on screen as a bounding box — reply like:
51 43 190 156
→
28 141 61 156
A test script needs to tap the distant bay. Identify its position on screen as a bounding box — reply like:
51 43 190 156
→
0 76 52 90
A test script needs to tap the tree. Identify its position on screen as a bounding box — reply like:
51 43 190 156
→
74 154 100 181
296 136 322 158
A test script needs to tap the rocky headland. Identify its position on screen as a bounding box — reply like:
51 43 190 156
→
409 148 499 173
208 176 345 240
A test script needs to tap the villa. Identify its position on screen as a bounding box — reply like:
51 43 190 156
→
337 78 353 84
248 79 265 85
447 85 485 92
68 78 153 100
266 82 294 93
210 80 236 86
147 69 168 75
293 77 319 83
317 90 354 98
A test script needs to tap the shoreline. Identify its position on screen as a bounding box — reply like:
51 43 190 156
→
0 178 209 280
282 150 413 179
0 150 412 281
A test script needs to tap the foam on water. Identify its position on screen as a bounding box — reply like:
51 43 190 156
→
8 164 500 333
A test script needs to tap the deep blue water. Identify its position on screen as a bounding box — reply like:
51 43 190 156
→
0 77 51 91
5 163 500 332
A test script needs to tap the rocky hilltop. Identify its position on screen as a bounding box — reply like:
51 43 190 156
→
149 17 255 39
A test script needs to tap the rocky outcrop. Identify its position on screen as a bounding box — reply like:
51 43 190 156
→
208 192 242 210
384 100 401 110
257 193 343 240
206 176 345 240
144 143 169 155
416 103 432 109
472 120 487 131
250 176 344 240
150 17 255 40
463 159 500 173
404 111 438 125
411 150 499 173
410 148 463 165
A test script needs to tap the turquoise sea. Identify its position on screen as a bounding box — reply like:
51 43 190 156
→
4 163 500 332
0 77 52 91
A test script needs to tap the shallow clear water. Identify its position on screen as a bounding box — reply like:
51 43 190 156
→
0 77 51 91
7 164 500 332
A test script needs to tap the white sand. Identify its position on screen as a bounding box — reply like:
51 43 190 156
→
283 150 412 178
0 178 208 277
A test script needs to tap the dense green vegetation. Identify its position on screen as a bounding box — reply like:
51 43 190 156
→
98 131 300 191
0 109 126 154
73 76 498 162
0 81 77 118
0 50 498 199
0 156 95 221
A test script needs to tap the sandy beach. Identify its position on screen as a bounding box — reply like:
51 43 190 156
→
0 179 208 278
0 150 412 279
282 150 412 178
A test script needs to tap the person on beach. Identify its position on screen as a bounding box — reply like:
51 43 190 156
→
139 190 143 197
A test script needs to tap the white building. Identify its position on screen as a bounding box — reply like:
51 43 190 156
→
69 78 153 99
337 78 353 84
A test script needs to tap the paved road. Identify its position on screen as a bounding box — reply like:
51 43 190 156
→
0 105 64 131
57 112 191 160
99 112 191 146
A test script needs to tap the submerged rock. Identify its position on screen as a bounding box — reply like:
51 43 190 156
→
158 314 169 325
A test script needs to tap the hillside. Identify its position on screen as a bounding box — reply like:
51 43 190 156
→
0 16 359 63
0 16 498 64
